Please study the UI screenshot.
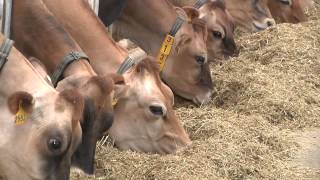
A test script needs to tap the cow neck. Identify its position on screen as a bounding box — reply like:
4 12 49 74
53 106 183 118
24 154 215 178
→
12 0 95 81
43 0 128 76
113 0 179 56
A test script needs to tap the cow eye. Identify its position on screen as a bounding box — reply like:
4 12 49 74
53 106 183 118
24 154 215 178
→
149 105 164 116
195 55 206 65
212 31 222 39
279 0 291 5
48 137 63 153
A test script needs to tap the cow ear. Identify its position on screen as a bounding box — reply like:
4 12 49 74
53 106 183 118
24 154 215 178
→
28 57 53 86
7 91 34 115
29 57 48 75
175 34 192 54
102 73 127 107
182 6 208 41
182 6 200 21
192 18 208 41
99 73 128 107
114 83 129 101
59 89 84 128
106 73 125 85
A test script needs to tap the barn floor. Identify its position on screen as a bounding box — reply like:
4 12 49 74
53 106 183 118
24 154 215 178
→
72 1 320 179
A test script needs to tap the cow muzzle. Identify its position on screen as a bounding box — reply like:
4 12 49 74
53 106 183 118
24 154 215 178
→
192 90 213 105
253 18 276 31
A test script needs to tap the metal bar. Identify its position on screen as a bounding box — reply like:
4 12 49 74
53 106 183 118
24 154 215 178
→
2 0 12 37
93 0 99 15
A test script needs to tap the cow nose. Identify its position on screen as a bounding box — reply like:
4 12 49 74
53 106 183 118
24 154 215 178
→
193 90 213 105
265 18 276 27
149 104 167 117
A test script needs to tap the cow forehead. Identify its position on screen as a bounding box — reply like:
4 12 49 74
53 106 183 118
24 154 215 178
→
0 93 70 135
131 72 163 96
125 66 170 102
30 95 73 130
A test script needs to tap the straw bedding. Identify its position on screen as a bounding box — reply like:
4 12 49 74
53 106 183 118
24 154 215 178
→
72 2 320 179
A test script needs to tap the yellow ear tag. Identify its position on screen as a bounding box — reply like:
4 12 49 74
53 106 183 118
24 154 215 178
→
112 97 118 107
15 101 27 125
156 34 175 71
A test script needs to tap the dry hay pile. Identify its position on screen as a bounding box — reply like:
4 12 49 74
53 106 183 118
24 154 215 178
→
73 2 320 179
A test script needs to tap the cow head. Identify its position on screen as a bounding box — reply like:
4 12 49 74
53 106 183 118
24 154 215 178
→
225 0 276 32
28 59 116 174
199 1 238 62
0 90 83 180
162 7 214 105
267 0 308 23
109 56 191 154
56 74 115 174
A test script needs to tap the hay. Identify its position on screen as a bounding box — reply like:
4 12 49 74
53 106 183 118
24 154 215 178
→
72 2 320 179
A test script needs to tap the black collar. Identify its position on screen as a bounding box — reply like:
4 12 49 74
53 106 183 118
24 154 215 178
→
51 51 90 87
0 37 14 72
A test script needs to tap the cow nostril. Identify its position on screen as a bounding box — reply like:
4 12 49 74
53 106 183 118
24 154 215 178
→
266 19 275 27
149 105 164 116
195 55 205 65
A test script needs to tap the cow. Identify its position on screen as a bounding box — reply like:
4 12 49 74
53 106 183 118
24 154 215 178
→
11 0 116 174
0 33 83 180
42 0 192 154
169 0 238 62
267 0 313 23
99 0 214 105
224 0 276 32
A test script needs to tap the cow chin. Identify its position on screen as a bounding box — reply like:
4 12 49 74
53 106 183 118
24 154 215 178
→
192 91 213 105
161 76 213 106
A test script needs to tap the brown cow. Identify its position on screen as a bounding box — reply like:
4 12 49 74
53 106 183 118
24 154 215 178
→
100 0 214 105
169 0 238 62
224 0 276 32
11 0 115 174
0 34 83 180
267 0 312 23
42 0 191 154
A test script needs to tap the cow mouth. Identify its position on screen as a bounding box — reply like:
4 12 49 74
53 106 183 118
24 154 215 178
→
113 133 190 154
252 22 267 31
114 139 178 154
